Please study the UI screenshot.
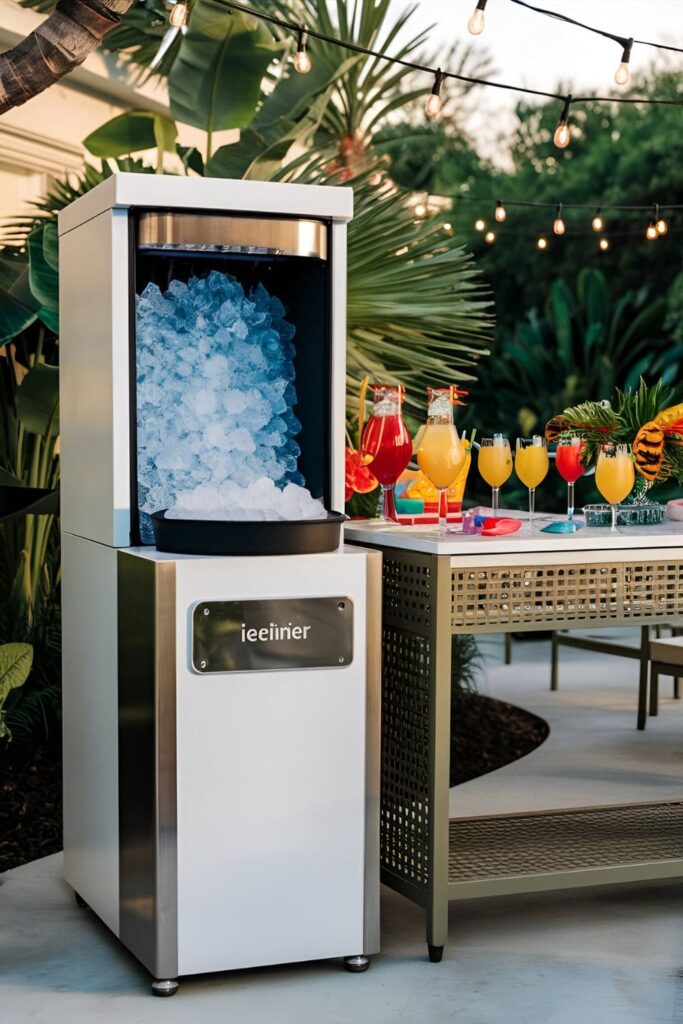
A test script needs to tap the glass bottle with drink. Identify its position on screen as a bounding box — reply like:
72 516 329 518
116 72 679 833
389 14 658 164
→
478 435 513 513
515 436 549 526
417 386 467 535
360 384 413 524
595 442 635 529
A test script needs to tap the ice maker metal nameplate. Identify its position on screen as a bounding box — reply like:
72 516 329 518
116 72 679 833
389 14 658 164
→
192 598 353 673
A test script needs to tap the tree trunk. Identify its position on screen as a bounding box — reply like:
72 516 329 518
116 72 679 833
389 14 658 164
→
0 0 135 115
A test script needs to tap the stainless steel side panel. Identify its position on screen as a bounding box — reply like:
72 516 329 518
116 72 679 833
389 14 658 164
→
118 552 177 979
363 548 383 954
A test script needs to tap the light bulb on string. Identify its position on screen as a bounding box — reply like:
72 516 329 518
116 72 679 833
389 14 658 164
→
614 38 633 87
654 203 668 235
294 28 312 73
646 220 658 241
592 208 604 232
484 230 496 244
467 0 487 35
599 238 610 252
553 203 566 236
537 236 548 251
474 218 486 232
553 95 572 149
425 69 445 120
495 200 507 223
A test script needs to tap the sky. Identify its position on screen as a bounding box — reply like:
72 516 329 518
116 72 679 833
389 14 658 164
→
400 0 682 155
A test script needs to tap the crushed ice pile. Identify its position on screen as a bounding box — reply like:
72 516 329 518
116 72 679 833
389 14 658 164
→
165 478 326 522
136 271 319 539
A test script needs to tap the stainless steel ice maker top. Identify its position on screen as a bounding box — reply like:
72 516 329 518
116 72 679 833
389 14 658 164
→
58 174 381 997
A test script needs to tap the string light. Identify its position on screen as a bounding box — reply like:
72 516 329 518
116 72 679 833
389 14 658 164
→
217 2 683 139
425 69 445 120
484 230 496 243
495 201 507 223
599 237 610 251
294 28 312 73
553 95 572 149
467 0 487 35
443 223 454 235
414 203 428 218
592 209 604 232
552 203 566 235
645 220 658 240
652 203 668 235
614 37 634 86
537 236 548 250
474 218 486 232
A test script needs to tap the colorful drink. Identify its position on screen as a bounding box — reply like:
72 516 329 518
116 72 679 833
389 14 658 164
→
478 436 512 513
361 384 413 524
596 443 635 528
515 440 549 489
515 436 548 526
417 388 466 534
555 437 586 520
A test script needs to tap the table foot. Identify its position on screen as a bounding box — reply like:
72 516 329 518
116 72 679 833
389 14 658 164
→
427 944 444 963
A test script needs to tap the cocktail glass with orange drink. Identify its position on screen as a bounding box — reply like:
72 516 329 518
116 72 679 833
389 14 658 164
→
515 436 549 526
595 442 635 530
416 387 466 534
478 436 513 513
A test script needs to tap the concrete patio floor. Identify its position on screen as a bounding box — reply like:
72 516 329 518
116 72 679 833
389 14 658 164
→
2 634 683 1023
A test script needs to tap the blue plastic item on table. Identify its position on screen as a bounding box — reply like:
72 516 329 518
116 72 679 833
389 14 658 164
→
541 520 584 534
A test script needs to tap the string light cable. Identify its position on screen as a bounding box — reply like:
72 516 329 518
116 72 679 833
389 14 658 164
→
211 0 683 137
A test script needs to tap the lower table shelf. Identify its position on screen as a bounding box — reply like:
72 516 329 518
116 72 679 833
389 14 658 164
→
448 801 683 900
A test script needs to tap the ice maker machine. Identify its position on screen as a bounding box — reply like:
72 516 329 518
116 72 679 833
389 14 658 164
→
58 174 381 996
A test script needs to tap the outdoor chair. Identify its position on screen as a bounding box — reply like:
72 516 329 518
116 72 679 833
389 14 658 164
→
550 625 682 730
648 635 683 717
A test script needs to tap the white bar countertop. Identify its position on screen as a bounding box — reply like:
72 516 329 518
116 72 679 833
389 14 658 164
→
344 511 683 558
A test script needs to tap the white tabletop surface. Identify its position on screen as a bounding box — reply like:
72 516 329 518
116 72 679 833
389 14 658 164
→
344 511 683 557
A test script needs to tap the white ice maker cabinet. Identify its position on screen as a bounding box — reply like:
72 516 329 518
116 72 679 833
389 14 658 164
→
58 174 381 995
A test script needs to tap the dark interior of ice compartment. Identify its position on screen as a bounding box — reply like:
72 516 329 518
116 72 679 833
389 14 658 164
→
130 220 331 547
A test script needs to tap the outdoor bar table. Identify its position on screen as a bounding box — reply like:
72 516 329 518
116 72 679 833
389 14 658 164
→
345 516 683 962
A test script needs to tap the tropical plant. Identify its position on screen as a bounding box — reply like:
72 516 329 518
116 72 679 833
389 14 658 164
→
0 643 34 741
0 1 493 751
465 268 672 441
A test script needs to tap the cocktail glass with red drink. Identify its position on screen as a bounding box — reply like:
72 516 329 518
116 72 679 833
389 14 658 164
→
555 437 586 521
361 384 413 524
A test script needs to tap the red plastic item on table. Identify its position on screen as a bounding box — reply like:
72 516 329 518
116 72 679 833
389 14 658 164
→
480 517 523 536
555 442 586 483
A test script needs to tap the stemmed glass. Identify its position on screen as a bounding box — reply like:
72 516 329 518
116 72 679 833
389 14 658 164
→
595 442 635 530
478 436 513 514
555 437 586 521
515 436 549 527
360 384 413 524
416 387 466 536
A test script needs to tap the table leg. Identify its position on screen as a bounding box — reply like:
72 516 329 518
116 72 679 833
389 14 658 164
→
650 667 659 717
425 555 453 962
637 626 649 731
550 631 559 691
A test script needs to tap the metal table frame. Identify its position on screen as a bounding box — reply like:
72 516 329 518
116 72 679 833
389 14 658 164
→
347 526 683 962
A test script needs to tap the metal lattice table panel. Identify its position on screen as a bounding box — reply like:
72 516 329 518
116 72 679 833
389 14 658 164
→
449 802 683 884
383 552 433 632
381 626 431 889
451 560 683 633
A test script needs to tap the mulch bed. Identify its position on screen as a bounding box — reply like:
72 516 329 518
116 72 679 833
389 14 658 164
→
0 696 548 872
451 691 549 787
0 747 63 873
